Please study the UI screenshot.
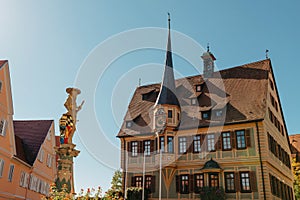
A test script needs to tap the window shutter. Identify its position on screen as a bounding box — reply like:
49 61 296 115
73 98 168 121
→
201 134 206 152
215 133 222 150
131 176 135 187
246 129 251 148
138 141 143 154
0 120 7 136
189 174 194 193
231 131 236 149
176 175 180 193
187 136 193 153
151 176 156 193
250 171 257 192
128 142 132 152
150 140 154 153
234 172 240 192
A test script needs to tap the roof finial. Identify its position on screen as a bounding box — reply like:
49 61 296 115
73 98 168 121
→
265 49 269 59
168 13 171 30
138 78 141 87
207 43 210 52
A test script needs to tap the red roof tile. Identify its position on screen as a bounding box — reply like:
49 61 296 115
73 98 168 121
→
14 120 53 165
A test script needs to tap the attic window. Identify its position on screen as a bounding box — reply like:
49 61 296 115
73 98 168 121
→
269 79 274 91
215 110 223 117
196 85 202 92
202 111 211 120
0 81 2 93
168 110 173 118
191 98 197 105
126 121 133 128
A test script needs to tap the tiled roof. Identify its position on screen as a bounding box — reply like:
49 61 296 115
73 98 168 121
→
0 60 7 68
289 134 300 154
117 59 271 137
14 120 53 165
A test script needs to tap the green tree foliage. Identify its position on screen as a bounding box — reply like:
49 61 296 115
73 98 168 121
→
292 158 300 199
103 170 123 200
199 186 225 200
126 187 148 200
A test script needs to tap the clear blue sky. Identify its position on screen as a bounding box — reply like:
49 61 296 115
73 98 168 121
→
1 0 300 193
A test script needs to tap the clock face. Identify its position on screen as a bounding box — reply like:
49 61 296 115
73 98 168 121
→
155 108 166 129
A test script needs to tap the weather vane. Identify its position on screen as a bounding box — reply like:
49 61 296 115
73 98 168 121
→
266 49 269 59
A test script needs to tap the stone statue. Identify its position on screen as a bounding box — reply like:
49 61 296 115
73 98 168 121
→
59 87 84 144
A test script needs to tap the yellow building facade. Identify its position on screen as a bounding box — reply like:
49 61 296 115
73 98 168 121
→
0 60 57 200
117 21 294 200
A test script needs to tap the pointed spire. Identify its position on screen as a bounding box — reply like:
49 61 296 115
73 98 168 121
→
155 13 179 106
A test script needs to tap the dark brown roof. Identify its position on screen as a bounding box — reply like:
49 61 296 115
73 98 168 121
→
118 59 271 137
14 120 53 165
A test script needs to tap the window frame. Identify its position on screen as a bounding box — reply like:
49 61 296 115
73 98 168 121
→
236 130 246 149
224 172 235 193
178 137 187 154
194 173 204 193
144 140 151 156
0 119 7 136
222 132 232 151
208 173 219 188
8 164 14 182
180 174 189 194
207 134 215 152
240 172 251 193
202 111 210 120
167 136 174 153
193 135 201 153
0 158 4 178
131 141 138 157
134 176 143 188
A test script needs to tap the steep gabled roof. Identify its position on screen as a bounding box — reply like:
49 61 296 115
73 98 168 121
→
14 120 53 166
118 59 271 137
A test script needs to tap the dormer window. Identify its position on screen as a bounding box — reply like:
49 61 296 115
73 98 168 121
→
215 110 223 117
191 98 197 105
196 85 202 92
168 110 173 118
126 121 133 128
202 111 211 120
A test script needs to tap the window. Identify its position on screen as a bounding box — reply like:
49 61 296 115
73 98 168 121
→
180 175 189 194
131 141 138 157
207 134 215 151
202 111 210 120
225 172 235 193
193 135 201 153
160 137 165 152
196 85 202 92
236 130 246 149
126 121 132 128
168 110 173 118
269 79 274 90
215 110 223 117
19 171 28 187
144 140 151 156
8 164 14 182
222 132 231 150
0 119 7 136
194 174 204 193
134 176 142 187
145 176 152 190
179 137 187 154
38 149 44 162
191 98 197 105
209 173 219 187
47 154 52 168
240 172 251 192
167 136 174 153
0 81 2 92
0 159 4 177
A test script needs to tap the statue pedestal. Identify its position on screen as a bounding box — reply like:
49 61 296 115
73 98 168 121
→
55 143 80 194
